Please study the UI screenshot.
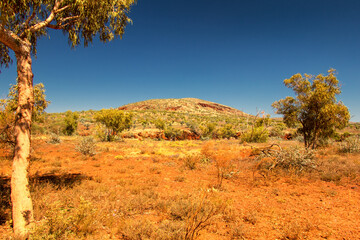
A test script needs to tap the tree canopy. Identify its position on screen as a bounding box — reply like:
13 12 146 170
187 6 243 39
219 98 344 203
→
0 1 136 238
272 69 350 148
0 0 136 67
95 109 132 141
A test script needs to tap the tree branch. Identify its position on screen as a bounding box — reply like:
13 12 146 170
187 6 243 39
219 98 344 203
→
28 0 65 33
55 5 70 14
60 16 79 23
46 15 79 30
47 22 72 30
24 11 36 28
0 24 25 54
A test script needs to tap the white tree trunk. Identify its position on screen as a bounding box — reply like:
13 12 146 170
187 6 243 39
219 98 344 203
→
11 47 34 239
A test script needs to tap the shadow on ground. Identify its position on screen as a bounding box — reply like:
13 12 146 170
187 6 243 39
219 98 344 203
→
0 173 90 225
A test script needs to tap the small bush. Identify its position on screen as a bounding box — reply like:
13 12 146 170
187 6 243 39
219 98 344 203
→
63 110 79 136
182 154 199 170
118 219 155 240
154 119 166 130
31 123 46 135
155 220 185 240
164 126 182 140
169 193 226 240
76 137 96 156
339 136 360 153
47 133 61 144
230 222 247 240
241 126 268 143
30 198 98 239
218 124 237 139
255 146 316 175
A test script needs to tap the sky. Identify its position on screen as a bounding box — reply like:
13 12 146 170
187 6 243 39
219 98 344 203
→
1 0 360 121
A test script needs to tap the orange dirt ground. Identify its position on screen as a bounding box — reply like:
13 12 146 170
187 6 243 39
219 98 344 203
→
0 137 359 239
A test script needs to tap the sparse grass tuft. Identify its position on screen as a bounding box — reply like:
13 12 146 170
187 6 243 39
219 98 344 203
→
76 136 97 156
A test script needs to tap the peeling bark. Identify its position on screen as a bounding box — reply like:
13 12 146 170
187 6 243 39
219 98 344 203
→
11 42 34 239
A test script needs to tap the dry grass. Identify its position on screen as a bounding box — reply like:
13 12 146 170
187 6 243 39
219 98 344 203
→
1 138 360 239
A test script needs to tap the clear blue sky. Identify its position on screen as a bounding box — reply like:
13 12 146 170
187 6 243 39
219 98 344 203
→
1 0 360 121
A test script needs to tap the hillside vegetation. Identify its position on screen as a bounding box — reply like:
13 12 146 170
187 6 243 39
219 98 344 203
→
1 98 360 239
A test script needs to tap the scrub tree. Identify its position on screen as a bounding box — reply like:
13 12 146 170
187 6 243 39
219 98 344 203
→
63 110 79 135
94 109 132 141
272 69 350 148
0 0 136 238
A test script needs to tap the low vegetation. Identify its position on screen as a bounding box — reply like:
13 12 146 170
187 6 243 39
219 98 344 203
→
1 137 359 239
1 93 359 239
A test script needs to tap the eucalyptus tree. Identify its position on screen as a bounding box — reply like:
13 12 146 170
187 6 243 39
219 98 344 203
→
272 69 350 149
0 0 136 237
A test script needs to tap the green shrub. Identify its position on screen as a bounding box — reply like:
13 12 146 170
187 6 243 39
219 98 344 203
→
164 126 182 140
218 124 237 139
63 110 79 136
31 122 46 135
200 123 216 139
241 126 269 143
94 109 132 141
269 123 286 138
153 119 166 130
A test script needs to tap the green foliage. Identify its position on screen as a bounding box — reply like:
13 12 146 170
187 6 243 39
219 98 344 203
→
0 0 136 67
1 83 50 145
5 83 50 120
272 69 350 148
218 124 237 139
0 103 15 147
255 114 271 128
63 111 79 136
200 123 216 139
94 109 132 141
153 119 166 130
269 123 287 138
164 126 183 140
241 126 269 143
76 136 97 156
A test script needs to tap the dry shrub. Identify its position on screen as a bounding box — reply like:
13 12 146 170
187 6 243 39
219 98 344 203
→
201 142 251 188
280 219 312 240
155 220 185 240
118 191 227 240
254 146 316 178
318 155 360 183
76 136 97 156
182 154 200 170
118 218 155 240
30 197 99 239
47 133 61 144
339 136 360 153
230 222 248 240
179 192 226 240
